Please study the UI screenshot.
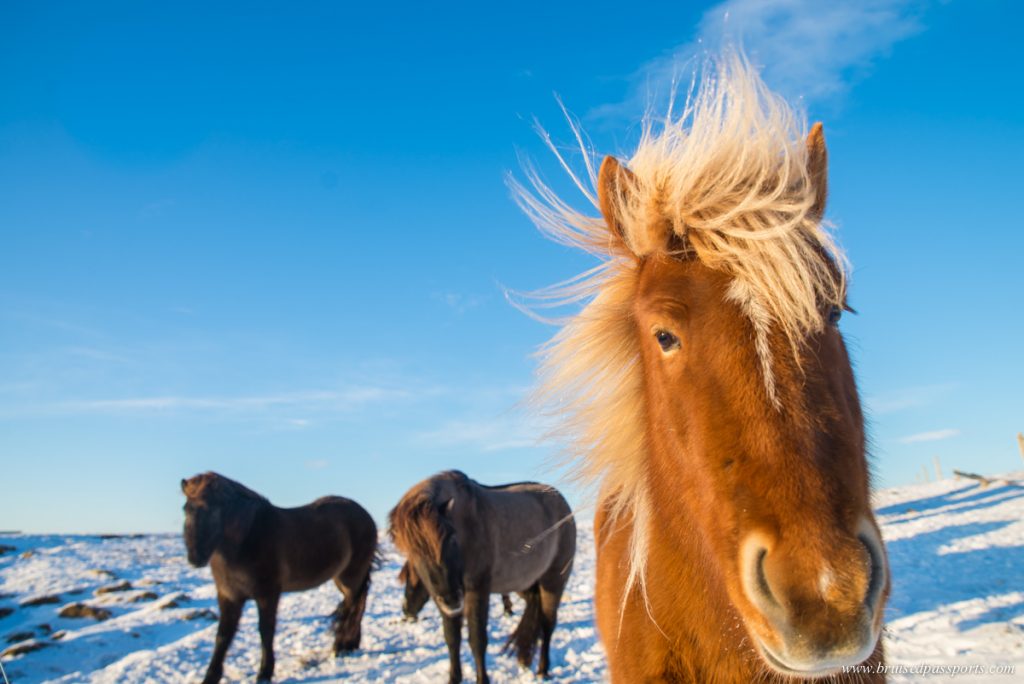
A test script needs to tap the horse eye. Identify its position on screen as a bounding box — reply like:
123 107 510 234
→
654 329 680 352
828 305 842 326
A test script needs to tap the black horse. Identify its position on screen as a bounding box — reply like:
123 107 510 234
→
182 472 377 683
390 470 576 684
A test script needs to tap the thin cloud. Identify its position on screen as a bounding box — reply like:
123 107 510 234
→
432 292 487 314
415 417 541 453
865 383 956 415
593 0 927 122
899 428 960 444
39 387 412 416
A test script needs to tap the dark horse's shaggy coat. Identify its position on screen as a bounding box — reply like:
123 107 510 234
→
182 472 377 684
390 470 575 684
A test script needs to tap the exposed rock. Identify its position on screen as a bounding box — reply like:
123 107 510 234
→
57 603 112 621
129 591 159 603
5 630 34 644
87 569 117 579
94 580 132 595
19 550 34 559
184 608 217 621
50 630 67 641
0 607 13 620
20 594 60 607
36 623 52 635
1 639 49 658
0 544 15 556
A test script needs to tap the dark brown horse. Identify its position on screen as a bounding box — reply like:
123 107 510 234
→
389 470 575 684
399 561 513 621
515 55 890 682
181 472 377 684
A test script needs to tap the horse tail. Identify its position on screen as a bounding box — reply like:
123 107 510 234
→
504 585 542 668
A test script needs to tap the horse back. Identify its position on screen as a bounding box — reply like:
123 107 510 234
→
468 483 575 594
273 497 377 592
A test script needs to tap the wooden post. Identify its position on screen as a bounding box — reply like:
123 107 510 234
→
933 455 943 481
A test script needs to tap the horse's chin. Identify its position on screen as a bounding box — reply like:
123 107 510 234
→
186 549 213 568
437 600 464 618
752 628 880 680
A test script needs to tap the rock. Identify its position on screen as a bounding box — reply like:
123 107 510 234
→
1 639 49 658
0 544 15 556
87 569 117 579
95 580 132 595
19 550 34 559
5 630 34 644
57 603 112 621
184 608 217 621
50 630 67 641
129 591 159 603
0 607 13 620
36 623 52 635
20 595 60 608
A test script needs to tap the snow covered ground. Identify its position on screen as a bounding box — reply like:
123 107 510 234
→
1 473 1021 683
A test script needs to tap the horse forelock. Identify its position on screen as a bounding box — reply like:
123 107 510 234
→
182 471 268 505
389 489 448 562
514 52 848 600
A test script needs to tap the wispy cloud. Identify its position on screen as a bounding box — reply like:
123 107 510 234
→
432 292 487 314
415 417 541 453
31 387 414 416
304 458 330 470
899 428 960 444
593 0 926 122
865 383 955 415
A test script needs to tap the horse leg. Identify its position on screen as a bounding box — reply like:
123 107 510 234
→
505 584 541 669
536 584 565 679
254 593 279 682
466 585 491 684
202 594 244 684
332 563 371 654
502 594 514 616
442 612 464 684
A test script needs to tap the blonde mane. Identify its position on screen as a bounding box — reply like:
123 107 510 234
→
512 54 848 598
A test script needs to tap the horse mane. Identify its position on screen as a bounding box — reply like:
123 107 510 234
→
389 470 470 561
182 471 269 506
512 53 848 598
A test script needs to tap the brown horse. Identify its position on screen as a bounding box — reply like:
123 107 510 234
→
181 472 377 684
514 55 890 682
399 561 514 621
389 470 575 684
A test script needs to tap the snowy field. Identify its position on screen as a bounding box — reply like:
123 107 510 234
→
1 473 1022 683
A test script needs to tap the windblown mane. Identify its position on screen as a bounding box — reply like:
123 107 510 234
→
182 471 269 504
389 470 469 561
512 54 848 597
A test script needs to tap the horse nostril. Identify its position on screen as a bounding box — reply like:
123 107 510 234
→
859 531 886 613
754 548 779 608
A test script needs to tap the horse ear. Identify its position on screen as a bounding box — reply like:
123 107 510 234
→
807 122 828 220
597 155 636 256
181 479 188 494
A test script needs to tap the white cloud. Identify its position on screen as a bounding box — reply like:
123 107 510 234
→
42 387 412 415
899 428 960 444
593 0 926 121
432 292 487 314
865 383 956 415
415 417 541 453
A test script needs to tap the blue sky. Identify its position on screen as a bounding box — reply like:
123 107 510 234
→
2 0 1022 533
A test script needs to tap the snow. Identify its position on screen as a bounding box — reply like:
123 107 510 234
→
1 474 1021 683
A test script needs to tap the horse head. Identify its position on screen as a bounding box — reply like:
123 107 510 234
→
592 121 888 675
181 471 264 568
389 472 467 618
